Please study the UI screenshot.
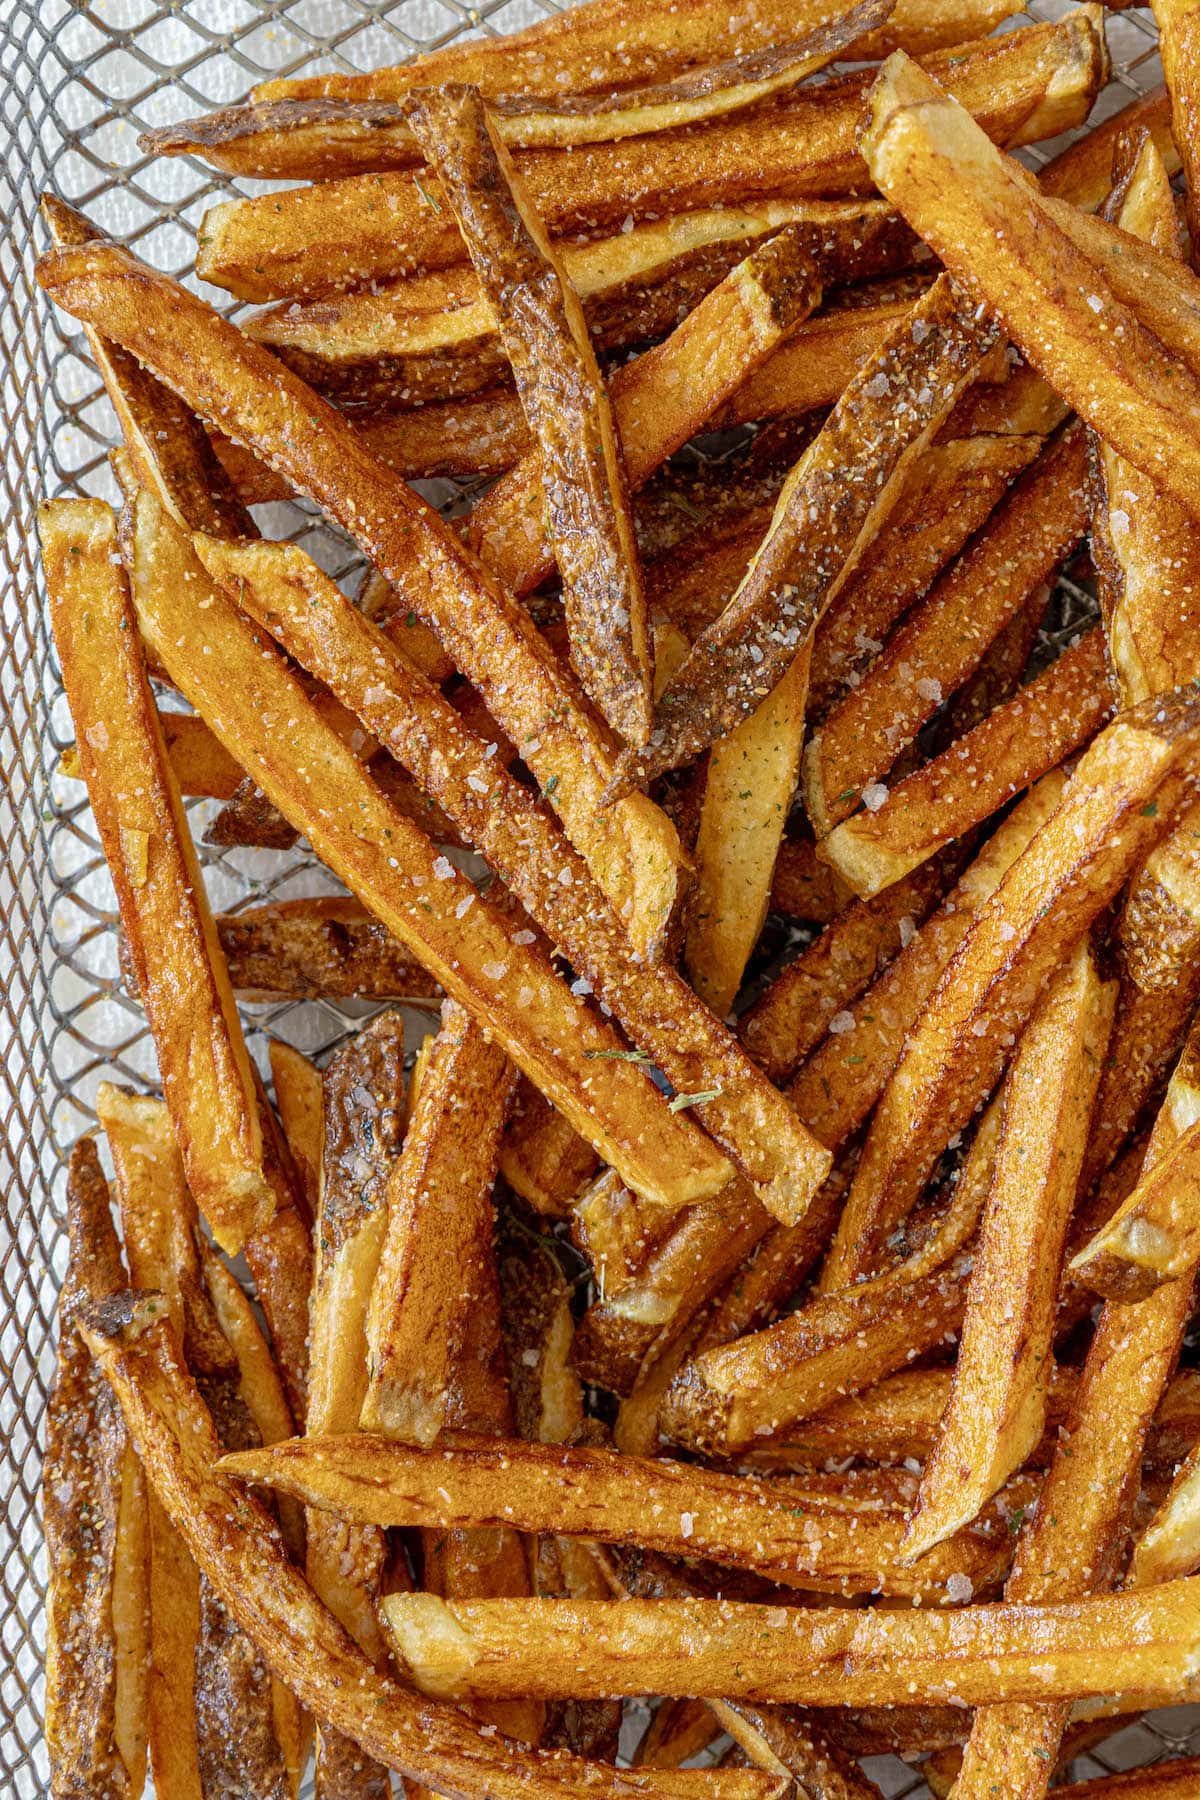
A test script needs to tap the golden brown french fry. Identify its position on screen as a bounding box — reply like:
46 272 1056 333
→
255 0 1022 102
1056 1765 1200 1800
123 489 726 1214
224 1430 1027 1603
39 500 273 1256
80 1293 788 1800
44 1139 147 1800
659 1099 999 1453
822 625 1114 898
217 898 442 1004
805 421 1089 835
199 20 1102 301
409 87 664 747
904 944 1115 1558
499 1082 598 1218
267 1041 323 1219
377 1578 1200 1706
769 836 854 923
1092 134 1200 705
145 0 890 174
740 849 961 1084
195 532 827 1227
361 1000 515 1442
820 689 1200 1294
1037 84 1177 210
1151 0 1200 260
38 239 687 965
635 1700 722 1771
61 711 245 802
861 50 1200 522
498 1218 586 1451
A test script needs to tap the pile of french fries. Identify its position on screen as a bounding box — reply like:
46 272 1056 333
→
37 0 1200 1793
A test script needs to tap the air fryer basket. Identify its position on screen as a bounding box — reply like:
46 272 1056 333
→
1 1 1195 1792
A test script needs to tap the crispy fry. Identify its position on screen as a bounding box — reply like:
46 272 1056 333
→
409 87 664 746
1151 0 1200 260
805 422 1089 835
62 711 245 802
659 1099 999 1453
80 1294 787 1800
618 277 1000 786
740 850 961 1084
823 626 1114 897
861 50 1200 522
498 1220 587 1451
635 1701 721 1771
705 1701 883 1800
147 1 891 175
39 499 273 1256
268 1041 323 1218
123 489 724 1213
199 21 1102 301
255 0 1023 102
377 1579 1200 1706
1057 1766 1200 1800
361 1000 515 1441
697 1159 853 1350
500 1082 598 1218
219 898 441 1004
573 1168 672 1305
468 217 838 601
820 691 1200 1293
44 1139 147 1800
769 836 854 923
904 944 1114 1558
39 240 687 964
196 531 828 1226
1037 85 1177 209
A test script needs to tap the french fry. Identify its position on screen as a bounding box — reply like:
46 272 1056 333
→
904 944 1115 1558
1150 0 1200 260
861 51 1200 522
217 898 442 1004
377 1578 1200 1706
821 626 1114 898
500 1082 598 1217
80 1294 788 1800
1037 84 1176 210
198 20 1103 301
268 1041 323 1218
44 1139 147 1800
409 87 668 747
145 0 891 175
254 0 1023 102
616 277 1001 788
659 1098 999 1453
705 1702 881 1800
635 1701 721 1770
806 430 1044 720
1057 1765 1200 1800
122 488 726 1214
1092 135 1200 706
467 217 842 601
740 849 961 1084
196 531 829 1227
804 422 1089 836
39 500 273 1256
361 1001 515 1442
769 836 854 923
572 1168 673 1305
61 711 245 802
38 240 688 965
820 689 1200 1294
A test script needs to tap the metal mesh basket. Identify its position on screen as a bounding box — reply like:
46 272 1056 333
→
1 1 1195 1793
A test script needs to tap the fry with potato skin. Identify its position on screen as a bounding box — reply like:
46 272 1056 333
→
1150 0 1200 261
44 1139 146 1800
821 626 1113 898
197 20 1102 302
377 1578 1200 1707
197 531 829 1227
408 85 658 747
861 50 1200 523
123 491 724 1214
80 1294 788 1800
37 239 686 965
904 943 1115 1559
205 898 443 1005
804 421 1090 837
39 499 273 1257
820 691 1200 1294
500 1082 597 1218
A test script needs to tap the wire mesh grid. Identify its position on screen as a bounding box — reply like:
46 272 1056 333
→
0 0 1196 1793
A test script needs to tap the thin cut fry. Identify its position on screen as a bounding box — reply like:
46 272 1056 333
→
79 1294 788 1800
822 625 1114 898
145 0 891 173
197 20 1103 300
803 421 1089 836
39 499 272 1256
820 690 1200 1293
408 87 665 746
904 944 1114 1558
123 489 725 1214
44 1139 147 1800
861 50 1200 522
196 531 828 1226
376 1579 1200 1706
38 239 687 965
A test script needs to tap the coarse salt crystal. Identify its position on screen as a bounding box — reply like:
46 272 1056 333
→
828 1011 855 1035
482 961 508 981
680 1513 695 1539
946 1573 973 1603
862 782 888 812
432 855 455 880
